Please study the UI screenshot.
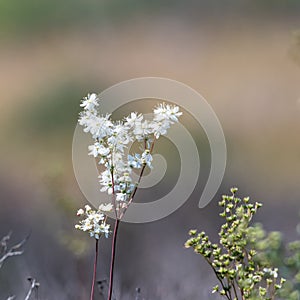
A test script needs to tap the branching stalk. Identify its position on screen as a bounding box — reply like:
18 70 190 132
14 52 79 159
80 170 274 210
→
90 239 99 300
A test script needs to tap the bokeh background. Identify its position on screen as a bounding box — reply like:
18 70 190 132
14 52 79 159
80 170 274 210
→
0 1 300 299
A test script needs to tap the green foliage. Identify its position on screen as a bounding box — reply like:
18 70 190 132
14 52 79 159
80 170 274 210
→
278 240 300 300
290 30 300 67
21 81 84 136
0 0 170 36
185 188 299 300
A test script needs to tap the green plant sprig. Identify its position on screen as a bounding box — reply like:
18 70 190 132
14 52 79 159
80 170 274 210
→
185 188 286 300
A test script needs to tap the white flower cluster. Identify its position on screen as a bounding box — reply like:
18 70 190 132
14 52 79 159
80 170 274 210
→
263 267 278 278
75 204 113 239
78 93 182 214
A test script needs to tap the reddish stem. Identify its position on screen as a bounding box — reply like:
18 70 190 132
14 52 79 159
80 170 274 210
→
90 239 99 300
107 139 155 300
107 218 120 300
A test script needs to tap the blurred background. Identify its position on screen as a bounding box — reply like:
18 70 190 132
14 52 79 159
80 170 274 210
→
0 0 300 299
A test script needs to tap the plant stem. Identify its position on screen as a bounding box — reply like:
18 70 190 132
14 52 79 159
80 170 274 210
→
107 218 120 300
25 279 37 300
232 279 239 300
107 139 155 299
119 139 155 219
205 258 231 300
90 239 99 300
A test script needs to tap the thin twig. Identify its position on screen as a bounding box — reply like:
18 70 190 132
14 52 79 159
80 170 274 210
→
232 278 239 300
205 258 231 300
1 231 12 254
107 218 120 300
90 239 99 300
119 139 155 219
107 139 155 300
119 163 146 220
25 278 39 300
0 232 29 269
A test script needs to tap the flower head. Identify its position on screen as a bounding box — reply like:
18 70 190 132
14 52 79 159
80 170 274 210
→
78 94 182 218
80 93 99 111
75 204 112 239
154 103 182 122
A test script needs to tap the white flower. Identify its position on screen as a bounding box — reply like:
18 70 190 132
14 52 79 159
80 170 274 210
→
85 205 91 211
89 116 113 139
80 93 99 111
100 223 110 238
128 154 142 169
263 268 278 278
151 120 170 139
116 192 128 202
154 103 182 122
88 142 110 158
141 150 153 168
99 170 113 194
118 172 132 183
88 211 104 223
75 205 110 239
100 186 113 195
125 112 143 127
77 208 84 216
168 105 182 122
77 94 183 218
82 221 93 231
133 120 152 140
78 110 96 127
99 203 113 212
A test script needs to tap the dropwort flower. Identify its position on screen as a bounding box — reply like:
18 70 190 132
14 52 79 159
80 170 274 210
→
76 93 182 300
75 204 112 239
78 93 182 218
